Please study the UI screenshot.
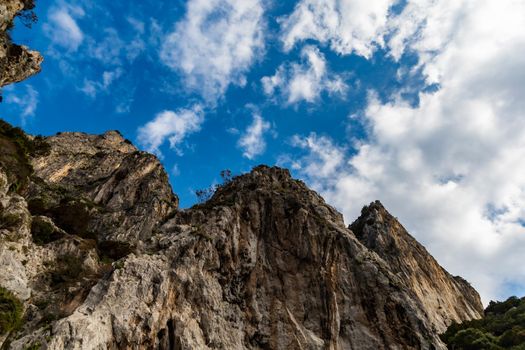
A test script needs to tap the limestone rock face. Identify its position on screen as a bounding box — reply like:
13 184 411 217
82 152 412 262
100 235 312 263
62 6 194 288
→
0 0 42 89
0 4 484 348
349 201 483 333
0 125 483 350
29 131 178 243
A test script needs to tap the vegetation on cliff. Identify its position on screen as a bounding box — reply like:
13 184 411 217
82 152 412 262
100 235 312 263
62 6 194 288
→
441 296 525 349
0 119 49 193
0 287 23 336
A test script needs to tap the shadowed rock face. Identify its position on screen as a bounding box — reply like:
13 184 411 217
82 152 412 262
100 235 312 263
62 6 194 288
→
0 130 483 350
0 0 42 90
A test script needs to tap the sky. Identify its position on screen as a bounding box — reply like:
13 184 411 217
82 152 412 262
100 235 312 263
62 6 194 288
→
2 0 525 304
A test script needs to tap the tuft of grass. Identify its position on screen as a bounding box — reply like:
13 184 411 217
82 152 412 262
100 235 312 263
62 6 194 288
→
0 286 23 336
0 119 50 195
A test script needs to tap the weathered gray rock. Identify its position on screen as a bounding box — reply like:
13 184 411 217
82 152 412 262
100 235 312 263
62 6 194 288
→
0 7 484 347
2 146 483 349
0 0 42 89
350 201 483 334
30 131 178 243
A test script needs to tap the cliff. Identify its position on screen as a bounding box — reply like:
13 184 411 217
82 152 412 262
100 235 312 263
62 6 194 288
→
0 126 483 349
0 3 484 348
0 0 42 91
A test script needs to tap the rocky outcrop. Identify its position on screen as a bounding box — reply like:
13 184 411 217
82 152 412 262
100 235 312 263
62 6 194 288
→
0 3 484 348
350 201 483 334
29 131 178 243
0 0 42 90
0 125 483 349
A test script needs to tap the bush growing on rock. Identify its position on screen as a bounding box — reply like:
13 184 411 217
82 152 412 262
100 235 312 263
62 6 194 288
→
441 295 525 349
0 286 23 335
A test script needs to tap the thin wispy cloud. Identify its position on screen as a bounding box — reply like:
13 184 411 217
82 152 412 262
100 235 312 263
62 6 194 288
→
44 5 85 52
6 85 39 125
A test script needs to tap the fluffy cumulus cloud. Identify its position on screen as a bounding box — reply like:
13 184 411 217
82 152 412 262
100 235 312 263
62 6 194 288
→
43 4 85 52
261 45 347 104
238 114 271 159
286 0 525 303
160 0 265 102
280 0 395 58
137 106 204 157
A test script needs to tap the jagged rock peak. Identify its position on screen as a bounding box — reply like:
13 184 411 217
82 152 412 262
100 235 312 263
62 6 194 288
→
350 200 484 332
204 165 347 228
0 0 42 89
0 122 483 349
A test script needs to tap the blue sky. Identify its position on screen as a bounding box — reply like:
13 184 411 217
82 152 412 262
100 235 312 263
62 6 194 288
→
3 0 525 303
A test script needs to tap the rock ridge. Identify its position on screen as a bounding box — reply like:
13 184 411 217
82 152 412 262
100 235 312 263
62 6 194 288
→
0 0 42 91
0 127 483 349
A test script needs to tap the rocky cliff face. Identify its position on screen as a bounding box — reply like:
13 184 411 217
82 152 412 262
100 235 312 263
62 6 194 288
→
0 4 483 348
0 0 42 91
0 124 483 349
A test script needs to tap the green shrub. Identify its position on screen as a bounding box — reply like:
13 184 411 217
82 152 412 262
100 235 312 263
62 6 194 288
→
50 255 84 286
0 119 50 195
0 212 21 229
0 286 23 335
31 217 64 245
24 341 42 350
442 296 525 349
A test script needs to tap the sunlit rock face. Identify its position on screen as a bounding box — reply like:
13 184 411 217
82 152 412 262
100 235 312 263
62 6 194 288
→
0 2 483 348
1 129 482 350
0 0 42 89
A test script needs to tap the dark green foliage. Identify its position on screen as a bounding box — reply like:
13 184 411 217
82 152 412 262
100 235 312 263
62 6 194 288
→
0 119 50 195
441 296 525 349
14 0 37 29
0 286 23 335
30 217 64 245
50 255 84 286
194 169 237 204
0 212 22 229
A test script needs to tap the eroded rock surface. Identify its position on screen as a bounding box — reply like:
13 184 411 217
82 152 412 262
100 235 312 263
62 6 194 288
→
0 125 483 349
0 0 42 89
0 2 484 348
350 201 483 334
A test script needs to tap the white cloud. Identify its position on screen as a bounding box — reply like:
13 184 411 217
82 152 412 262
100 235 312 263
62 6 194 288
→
171 164 181 177
80 68 123 98
6 85 39 125
137 106 204 157
238 114 271 159
280 0 395 58
290 134 346 178
261 45 347 104
160 0 265 102
44 5 85 52
287 1 525 303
